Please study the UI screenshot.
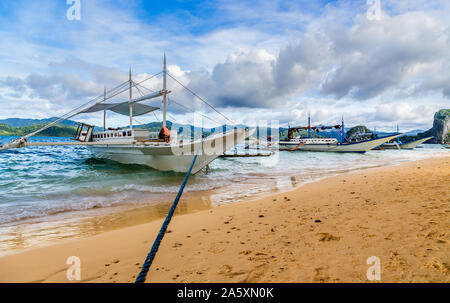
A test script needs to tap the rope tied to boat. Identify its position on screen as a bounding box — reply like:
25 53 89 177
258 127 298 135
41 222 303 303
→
135 137 204 283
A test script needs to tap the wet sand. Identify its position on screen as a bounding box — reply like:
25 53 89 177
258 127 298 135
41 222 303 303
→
0 155 449 282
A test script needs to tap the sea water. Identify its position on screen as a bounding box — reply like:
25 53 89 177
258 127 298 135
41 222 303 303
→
0 135 448 253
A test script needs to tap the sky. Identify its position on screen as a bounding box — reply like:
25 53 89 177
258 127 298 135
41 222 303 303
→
0 0 449 131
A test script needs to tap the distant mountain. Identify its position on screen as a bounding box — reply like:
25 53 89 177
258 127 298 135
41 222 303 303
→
0 117 78 128
0 123 77 137
403 129 426 136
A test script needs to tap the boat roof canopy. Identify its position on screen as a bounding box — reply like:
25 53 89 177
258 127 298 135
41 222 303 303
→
79 90 164 117
80 102 159 117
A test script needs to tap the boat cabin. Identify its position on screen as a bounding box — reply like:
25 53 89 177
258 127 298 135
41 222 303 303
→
92 128 176 143
74 122 95 142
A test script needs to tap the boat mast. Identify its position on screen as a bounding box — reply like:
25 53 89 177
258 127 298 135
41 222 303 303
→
397 124 400 143
307 112 311 138
163 53 167 128
129 68 133 130
103 87 107 131
341 115 345 142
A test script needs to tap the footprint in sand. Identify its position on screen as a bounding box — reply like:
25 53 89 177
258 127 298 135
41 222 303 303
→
218 265 248 278
317 233 340 242
313 266 331 282
424 259 450 274
242 264 268 282
218 264 233 274
208 243 225 254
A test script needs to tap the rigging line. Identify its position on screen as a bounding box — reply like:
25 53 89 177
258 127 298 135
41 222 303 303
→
165 98 193 126
14 71 163 141
166 112 178 123
135 82 156 93
169 97 222 126
153 111 160 122
134 83 162 124
103 81 130 101
45 80 128 121
132 117 146 126
18 80 131 140
132 71 163 88
133 83 145 97
131 87 151 126
166 72 235 124
102 82 135 104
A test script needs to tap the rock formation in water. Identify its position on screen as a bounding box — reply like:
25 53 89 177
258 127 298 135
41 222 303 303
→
410 109 450 144
431 109 450 144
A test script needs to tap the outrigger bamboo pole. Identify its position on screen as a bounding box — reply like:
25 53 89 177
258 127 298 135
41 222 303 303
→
103 87 106 131
129 68 133 130
163 53 167 128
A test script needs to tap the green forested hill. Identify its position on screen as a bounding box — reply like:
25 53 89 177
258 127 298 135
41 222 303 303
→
0 123 77 137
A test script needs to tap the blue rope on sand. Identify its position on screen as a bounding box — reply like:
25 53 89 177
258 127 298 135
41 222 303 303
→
135 138 204 283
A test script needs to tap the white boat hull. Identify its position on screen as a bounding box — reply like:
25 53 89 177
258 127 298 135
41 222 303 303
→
87 129 250 174
279 135 400 153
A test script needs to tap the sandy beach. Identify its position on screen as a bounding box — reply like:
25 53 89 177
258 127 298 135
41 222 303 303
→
0 155 449 283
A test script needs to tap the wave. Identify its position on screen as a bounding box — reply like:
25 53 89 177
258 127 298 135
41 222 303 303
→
0 140 447 226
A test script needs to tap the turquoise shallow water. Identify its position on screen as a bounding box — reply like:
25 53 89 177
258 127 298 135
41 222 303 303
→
0 135 448 227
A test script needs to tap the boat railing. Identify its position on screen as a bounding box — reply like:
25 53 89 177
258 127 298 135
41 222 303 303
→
93 129 134 141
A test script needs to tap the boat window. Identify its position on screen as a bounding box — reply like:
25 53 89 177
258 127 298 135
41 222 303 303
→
127 131 132 136
123 131 126 136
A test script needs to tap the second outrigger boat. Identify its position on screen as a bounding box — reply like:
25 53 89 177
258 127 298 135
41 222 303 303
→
377 137 433 150
374 126 433 150
278 115 400 153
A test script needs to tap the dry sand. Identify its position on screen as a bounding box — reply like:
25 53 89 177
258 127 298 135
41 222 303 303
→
0 155 449 283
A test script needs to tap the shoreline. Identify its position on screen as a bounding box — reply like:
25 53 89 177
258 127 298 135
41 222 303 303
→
0 154 448 282
0 152 435 256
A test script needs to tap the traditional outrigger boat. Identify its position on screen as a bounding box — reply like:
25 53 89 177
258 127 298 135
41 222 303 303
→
278 115 400 153
0 55 252 174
